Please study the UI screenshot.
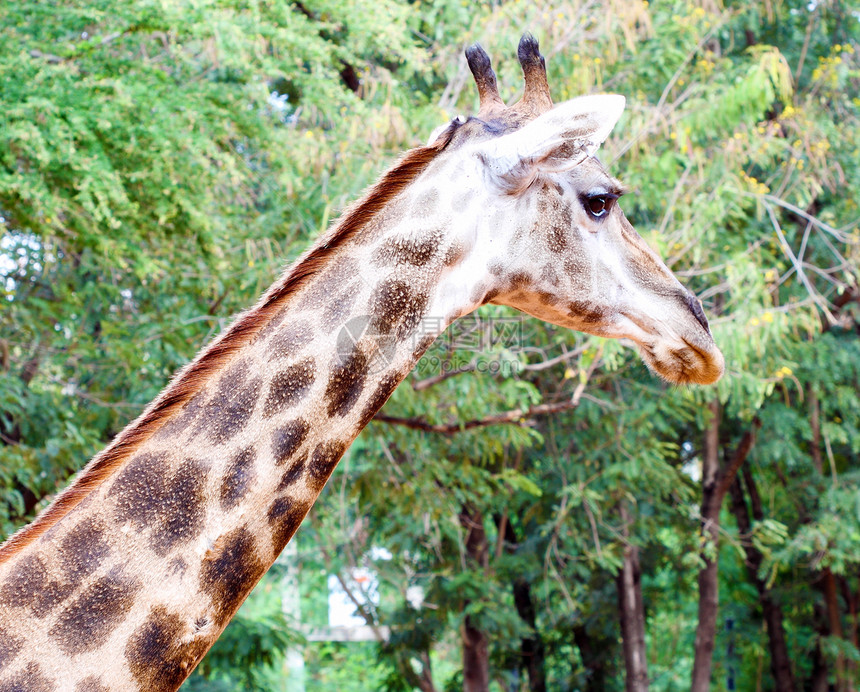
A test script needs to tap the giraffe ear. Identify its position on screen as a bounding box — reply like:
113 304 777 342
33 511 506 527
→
479 94 625 188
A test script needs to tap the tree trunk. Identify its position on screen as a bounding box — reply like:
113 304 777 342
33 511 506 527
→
460 508 490 692
572 624 611 692
838 575 858 651
415 651 438 692
463 617 490 692
809 373 852 691
811 601 830 692
821 568 849 692
691 399 722 692
691 403 760 691
512 578 547 692
728 471 795 690
617 501 649 692
500 515 547 692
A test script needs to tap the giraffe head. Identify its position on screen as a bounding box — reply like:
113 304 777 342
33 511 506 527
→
425 35 724 385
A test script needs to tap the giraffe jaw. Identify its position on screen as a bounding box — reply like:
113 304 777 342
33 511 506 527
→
623 314 725 385
500 299 725 385
606 311 724 385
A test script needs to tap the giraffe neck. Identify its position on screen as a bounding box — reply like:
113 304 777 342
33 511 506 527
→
0 172 476 691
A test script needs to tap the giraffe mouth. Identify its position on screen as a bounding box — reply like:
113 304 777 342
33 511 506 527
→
612 297 724 385
677 335 725 384
636 334 724 385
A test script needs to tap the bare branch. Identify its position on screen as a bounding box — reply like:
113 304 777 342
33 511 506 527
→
373 400 578 435
758 193 858 242
521 344 587 372
375 368 595 435
765 201 837 324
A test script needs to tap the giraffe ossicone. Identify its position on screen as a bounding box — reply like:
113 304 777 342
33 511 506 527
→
0 34 723 691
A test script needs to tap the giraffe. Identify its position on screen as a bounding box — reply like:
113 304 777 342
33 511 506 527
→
0 34 723 691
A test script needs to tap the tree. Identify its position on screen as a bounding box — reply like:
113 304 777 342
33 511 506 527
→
1 0 858 690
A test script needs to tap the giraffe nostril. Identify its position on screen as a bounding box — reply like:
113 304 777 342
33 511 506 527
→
685 293 710 332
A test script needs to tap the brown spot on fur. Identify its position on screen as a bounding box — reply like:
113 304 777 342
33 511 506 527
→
469 282 489 304
58 517 111 581
373 237 439 267
0 555 74 618
169 558 187 576
413 334 436 360
49 567 141 655
213 374 262 440
540 264 560 287
547 219 568 252
111 454 207 556
488 261 504 276
125 606 210 692
414 187 439 213
537 183 572 255
0 130 455 566
307 441 347 493
161 460 206 550
298 256 360 310
567 301 606 324
213 358 249 395
357 374 401 428
0 662 55 692
264 358 316 417
110 452 170 527
267 496 312 554
75 677 109 692
484 288 500 303
630 250 674 295
354 195 409 246
278 452 307 491
0 626 23 673
563 254 591 288
199 527 265 625
443 241 465 266
509 272 532 289
325 350 368 417
152 390 207 441
369 279 428 339
536 188 550 214
256 306 288 341
195 360 261 442
272 419 310 465
268 320 314 359
322 283 360 331
220 447 257 511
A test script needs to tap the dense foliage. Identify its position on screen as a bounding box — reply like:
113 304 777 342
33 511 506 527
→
1 0 858 690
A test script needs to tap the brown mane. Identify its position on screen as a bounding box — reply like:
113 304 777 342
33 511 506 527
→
0 123 459 564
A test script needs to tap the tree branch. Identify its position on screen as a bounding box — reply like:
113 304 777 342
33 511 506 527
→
29 31 128 65
373 397 584 435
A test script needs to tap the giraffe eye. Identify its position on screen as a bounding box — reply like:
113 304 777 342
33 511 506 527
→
584 195 614 219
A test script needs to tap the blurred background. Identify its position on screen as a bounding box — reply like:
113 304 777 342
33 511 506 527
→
1 0 858 689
